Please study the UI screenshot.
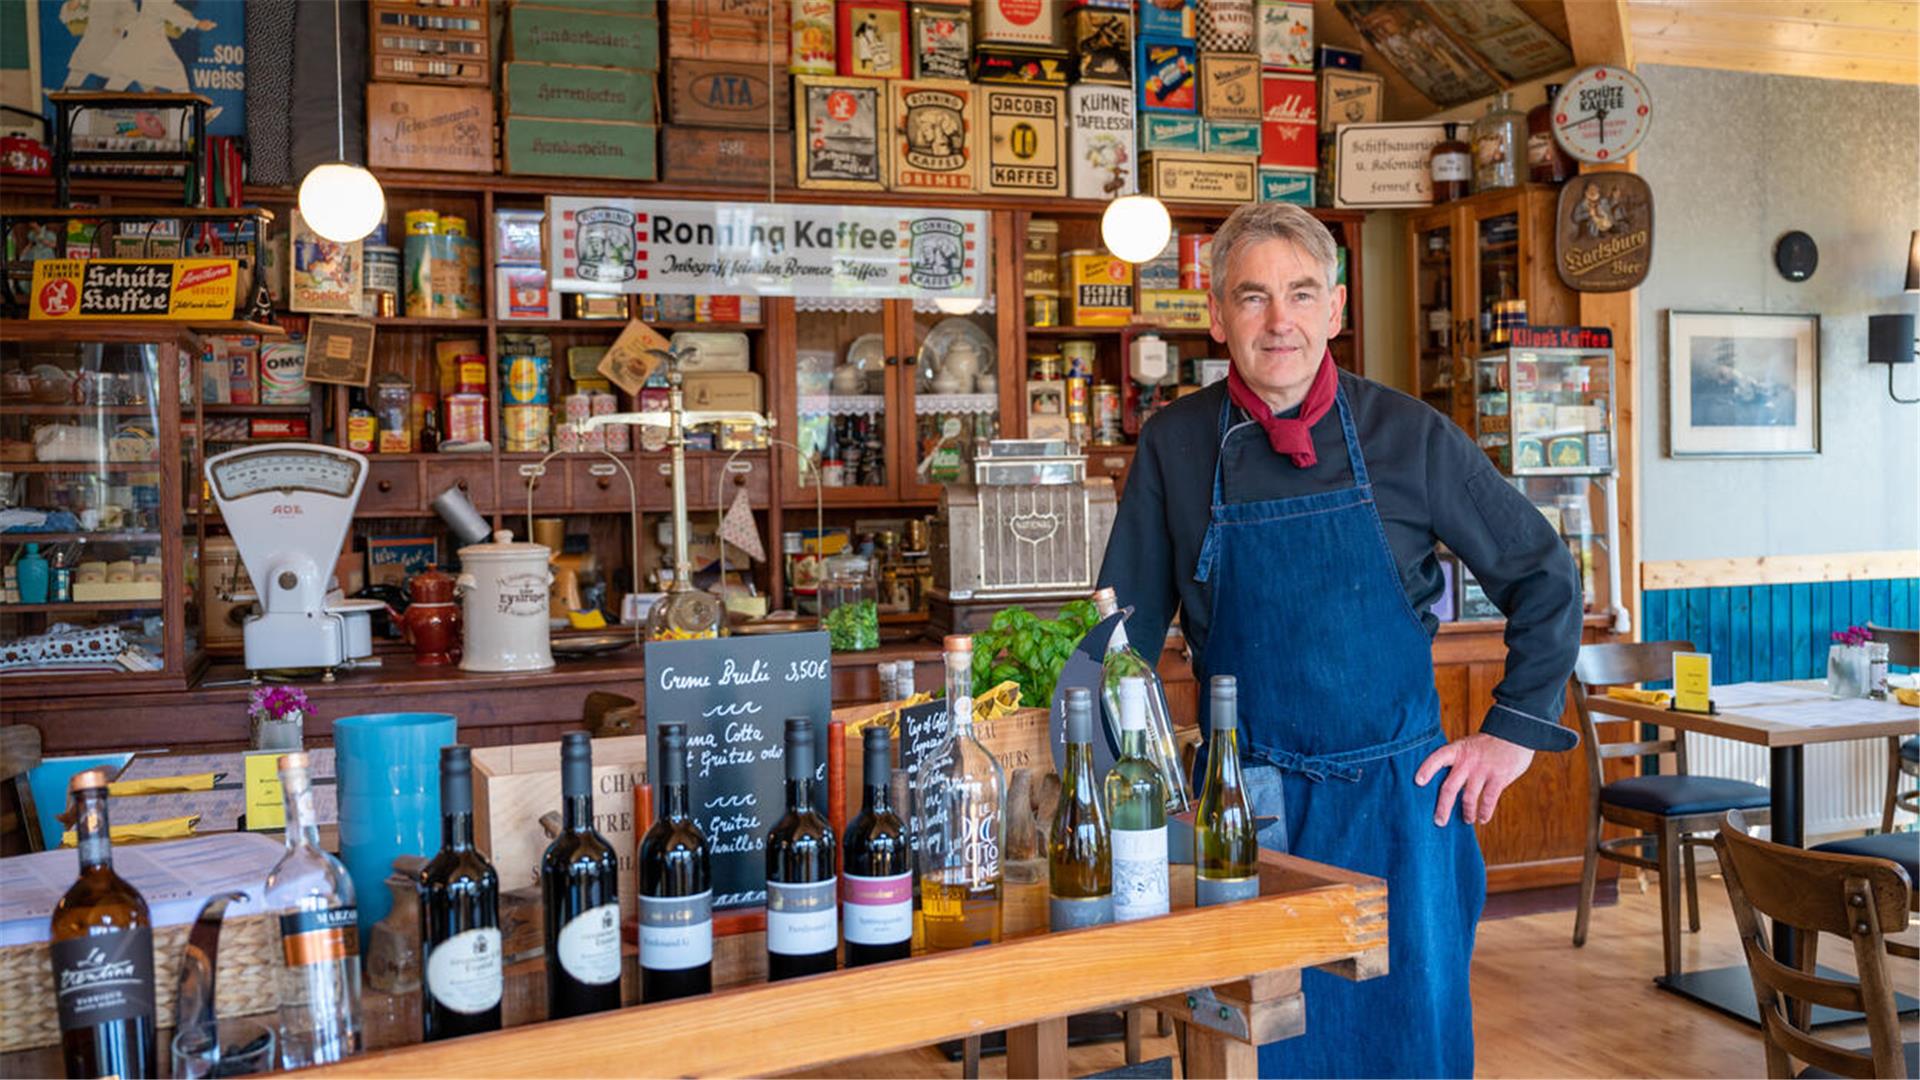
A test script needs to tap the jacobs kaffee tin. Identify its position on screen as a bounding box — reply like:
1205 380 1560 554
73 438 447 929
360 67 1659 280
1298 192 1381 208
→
983 86 1066 196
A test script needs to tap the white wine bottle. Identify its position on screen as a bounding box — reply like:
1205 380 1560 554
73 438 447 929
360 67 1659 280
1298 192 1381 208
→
1092 587 1191 813
1048 688 1112 929
1194 676 1260 906
1105 676 1169 922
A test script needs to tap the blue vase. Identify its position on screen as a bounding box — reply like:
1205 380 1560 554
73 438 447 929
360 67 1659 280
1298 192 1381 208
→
15 543 48 604
332 712 458 945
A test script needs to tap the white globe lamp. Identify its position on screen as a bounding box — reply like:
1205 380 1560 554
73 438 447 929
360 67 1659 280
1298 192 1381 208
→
297 162 386 243
1101 194 1173 265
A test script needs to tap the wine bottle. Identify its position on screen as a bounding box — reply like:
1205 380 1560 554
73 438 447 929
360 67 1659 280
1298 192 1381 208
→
1091 587 1191 813
1106 677 1170 922
1048 688 1113 930
418 745 502 1042
541 733 621 1019
766 717 838 980
639 722 714 1003
843 726 912 966
50 769 157 1080
266 753 362 1069
1195 676 1260 906
918 635 1005 952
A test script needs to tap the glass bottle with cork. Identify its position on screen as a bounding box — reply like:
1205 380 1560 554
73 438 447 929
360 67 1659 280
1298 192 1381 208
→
1527 84 1576 184
1428 122 1471 203
1470 92 1526 192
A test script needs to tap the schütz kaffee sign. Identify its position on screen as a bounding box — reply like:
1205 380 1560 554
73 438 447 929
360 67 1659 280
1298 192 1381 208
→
29 258 238 320
546 197 988 301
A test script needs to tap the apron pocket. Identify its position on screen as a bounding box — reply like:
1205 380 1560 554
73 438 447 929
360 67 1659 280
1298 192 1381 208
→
1243 764 1290 853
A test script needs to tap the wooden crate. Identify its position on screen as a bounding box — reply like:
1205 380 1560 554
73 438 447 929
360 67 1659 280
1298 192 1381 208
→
472 735 649 918
501 117 658 180
659 125 794 187
665 0 790 61
502 61 658 122
507 4 661 69
666 59 792 130
366 82 496 173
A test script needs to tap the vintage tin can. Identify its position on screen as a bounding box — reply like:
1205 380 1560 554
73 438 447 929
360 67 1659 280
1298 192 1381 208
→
891 80 978 192
1060 338 1099 375
1067 83 1135 200
404 209 439 235
444 392 487 445
1091 382 1122 445
1180 232 1215 291
1066 5 1131 85
1199 0 1256 51
1137 37 1197 113
501 353 552 406
1029 351 1063 380
1140 112 1204 152
503 403 551 452
1200 53 1262 121
363 244 401 317
439 215 468 237
791 0 836 74
982 85 1067 196
1258 0 1315 72
1026 217 1060 257
1138 235 1180 290
1061 252 1133 327
1026 292 1060 327
593 391 629 451
911 2 971 80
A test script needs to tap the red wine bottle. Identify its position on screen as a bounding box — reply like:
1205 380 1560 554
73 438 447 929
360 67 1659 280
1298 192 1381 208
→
541 733 621 1019
51 769 157 1079
766 717 838 981
640 722 713 1003
842 726 912 966
419 746 502 1041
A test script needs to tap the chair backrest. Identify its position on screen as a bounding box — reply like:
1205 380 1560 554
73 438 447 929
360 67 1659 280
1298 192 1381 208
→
1568 640 1694 792
1715 809 1912 1079
1866 624 1919 668
0 726 43 855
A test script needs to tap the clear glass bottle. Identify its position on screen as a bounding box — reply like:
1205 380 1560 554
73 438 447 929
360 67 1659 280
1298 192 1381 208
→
266 752 363 1068
1105 677 1170 923
1194 676 1259 906
1091 588 1191 814
1471 91 1525 192
1428 121 1471 203
1047 688 1113 930
917 635 1005 951
819 552 880 652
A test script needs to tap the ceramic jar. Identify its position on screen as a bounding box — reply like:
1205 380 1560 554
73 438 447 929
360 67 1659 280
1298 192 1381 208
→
455 531 554 672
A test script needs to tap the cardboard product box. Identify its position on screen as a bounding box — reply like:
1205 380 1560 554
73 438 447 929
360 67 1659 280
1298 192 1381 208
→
502 117 658 180
502 61 658 122
365 82 495 173
493 208 546 264
473 736 649 918
1316 44 1362 70
1199 52 1260 120
660 125 795 186
1142 151 1256 204
974 0 1060 45
1061 250 1133 326
1196 0 1255 52
1203 118 1261 155
1138 288 1209 328
794 75 890 190
1318 69 1382 131
668 58 792 128
1137 239 1179 289
838 0 909 78
981 86 1067 197
1256 0 1312 72
1140 111 1203 152
972 43 1069 84
507 4 660 69
684 371 764 411
1259 166 1315 205
496 264 561 320
891 80 978 192
666 0 789 62
1067 82 1135 200
1066 5 1132 85
1260 72 1316 170
911 2 973 80
1137 37 1197 113
1138 0 1194 38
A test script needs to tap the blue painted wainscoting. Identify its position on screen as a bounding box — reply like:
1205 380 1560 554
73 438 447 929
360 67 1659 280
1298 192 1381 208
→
1641 577 1918 683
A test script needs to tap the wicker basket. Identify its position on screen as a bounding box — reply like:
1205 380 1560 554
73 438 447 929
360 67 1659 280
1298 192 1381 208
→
0 913 279 1052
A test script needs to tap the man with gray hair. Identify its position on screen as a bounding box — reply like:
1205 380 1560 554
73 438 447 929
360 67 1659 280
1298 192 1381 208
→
1098 202 1581 1077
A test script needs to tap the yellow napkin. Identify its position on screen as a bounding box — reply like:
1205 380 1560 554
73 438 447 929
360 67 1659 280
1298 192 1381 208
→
974 680 1024 722
62 815 200 846
1605 687 1671 707
107 773 216 796
1895 687 1920 707
568 609 607 630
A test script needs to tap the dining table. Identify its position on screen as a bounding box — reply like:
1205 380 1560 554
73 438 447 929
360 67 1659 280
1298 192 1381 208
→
1586 679 1920 1026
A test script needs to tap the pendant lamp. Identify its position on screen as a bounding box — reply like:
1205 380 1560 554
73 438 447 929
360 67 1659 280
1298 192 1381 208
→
297 0 385 242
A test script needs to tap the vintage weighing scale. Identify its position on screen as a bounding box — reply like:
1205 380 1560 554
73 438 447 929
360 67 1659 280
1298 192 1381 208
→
204 444 383 675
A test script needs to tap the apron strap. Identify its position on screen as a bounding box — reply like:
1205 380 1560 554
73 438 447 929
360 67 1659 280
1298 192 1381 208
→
1249 725 1443 784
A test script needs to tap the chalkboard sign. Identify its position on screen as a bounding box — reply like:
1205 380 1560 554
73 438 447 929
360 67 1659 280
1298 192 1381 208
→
896 699 951 862
644 632 833 910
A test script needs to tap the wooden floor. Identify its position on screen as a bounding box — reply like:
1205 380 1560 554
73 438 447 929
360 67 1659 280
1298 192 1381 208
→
795 872 1919 1078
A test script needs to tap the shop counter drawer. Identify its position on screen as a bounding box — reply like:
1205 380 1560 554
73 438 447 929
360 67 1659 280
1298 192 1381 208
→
424 459 496 513
505 459 570 514
358 460 422 514
570 458 639 512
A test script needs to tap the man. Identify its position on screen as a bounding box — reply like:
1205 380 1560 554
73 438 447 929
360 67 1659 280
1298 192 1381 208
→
1098 203 1582 1078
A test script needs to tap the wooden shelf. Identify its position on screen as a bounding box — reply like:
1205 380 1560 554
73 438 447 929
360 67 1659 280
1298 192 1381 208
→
0 532 162 544
1025 325 1128 336
3 461 161 473
0 404 154 416
374 316 490 329
199 403 312 415
3 599 160 613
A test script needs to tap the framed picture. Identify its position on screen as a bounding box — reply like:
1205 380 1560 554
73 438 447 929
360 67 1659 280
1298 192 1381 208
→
794 75 889 191
1666 311 1820 457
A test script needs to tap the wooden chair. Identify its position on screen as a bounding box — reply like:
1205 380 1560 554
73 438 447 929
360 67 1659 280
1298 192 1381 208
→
0 725 44 855
1716 809 1916 1079
1568 640 1772 981
1870 625 1919 834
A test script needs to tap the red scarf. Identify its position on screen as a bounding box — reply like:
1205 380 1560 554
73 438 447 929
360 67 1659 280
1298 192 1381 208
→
1225 351 1337 468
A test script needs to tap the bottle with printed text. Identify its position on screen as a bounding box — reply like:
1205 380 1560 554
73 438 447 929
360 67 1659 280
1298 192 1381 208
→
1048 688 1113 930
766 717 839 980
639 722 714 1003
266 752 362 1069
1091 587 1190 813
1195 676 1260 906
1106 677 1170 922
541 733 621 1019
50 769 156 1080
918 634 1006 951
418 745 502 1041
843 726 913 966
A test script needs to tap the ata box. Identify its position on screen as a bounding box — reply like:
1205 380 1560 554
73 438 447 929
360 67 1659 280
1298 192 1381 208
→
974 0 1061 45
982 85 1067 196
1256 0 1312 71
891 80 979 192
666 0 789 62
1203 118 1261 155
1140 112 1203 152
669 59 793 129
1319 69 1383 131
1066 5 1131 84
502 62 658 122
1260 72 1316 170
1138 37 1197 113
1199 52 1260 120
1067 82 1135 199
1138 0 1194 37
1259 166 1315 205
502 117 658 180
366 82 494 173
507 4 660 69
1142 151 1256 204
660 125 795 186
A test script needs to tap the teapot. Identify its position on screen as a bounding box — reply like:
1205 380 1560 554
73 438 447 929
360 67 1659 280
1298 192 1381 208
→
398 565 461 666
942 339 983 390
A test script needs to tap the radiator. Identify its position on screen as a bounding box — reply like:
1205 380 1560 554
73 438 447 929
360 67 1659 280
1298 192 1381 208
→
1686 733 1912 839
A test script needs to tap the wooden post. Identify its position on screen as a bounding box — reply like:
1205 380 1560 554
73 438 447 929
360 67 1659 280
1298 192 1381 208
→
1005 1017 1069 1079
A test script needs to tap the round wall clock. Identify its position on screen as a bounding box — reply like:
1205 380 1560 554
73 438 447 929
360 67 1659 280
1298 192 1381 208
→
1774 230 1818 282
1551 65 1653 164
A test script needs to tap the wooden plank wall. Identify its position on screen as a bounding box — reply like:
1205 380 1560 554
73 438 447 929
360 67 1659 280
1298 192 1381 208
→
1640 576 1918 684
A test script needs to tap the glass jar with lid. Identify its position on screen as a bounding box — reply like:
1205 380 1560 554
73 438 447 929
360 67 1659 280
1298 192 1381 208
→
1470 91 1526 192
818 551 880 652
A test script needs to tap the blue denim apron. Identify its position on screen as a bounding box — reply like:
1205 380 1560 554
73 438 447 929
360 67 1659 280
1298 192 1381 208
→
1194 388 1484 1079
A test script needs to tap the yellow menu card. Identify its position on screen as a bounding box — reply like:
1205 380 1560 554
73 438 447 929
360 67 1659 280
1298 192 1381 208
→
244 751 286 830
1672 651 1713 714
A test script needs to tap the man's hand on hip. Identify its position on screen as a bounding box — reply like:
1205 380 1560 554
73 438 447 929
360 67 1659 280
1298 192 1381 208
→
1414 734 1535 827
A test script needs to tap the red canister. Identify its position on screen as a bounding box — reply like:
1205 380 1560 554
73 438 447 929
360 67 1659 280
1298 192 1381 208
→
1180 233 1215 291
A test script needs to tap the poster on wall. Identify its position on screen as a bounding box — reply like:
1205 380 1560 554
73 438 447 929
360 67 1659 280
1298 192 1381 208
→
545 197 989 302
1422 0 1572 83
1333 0 1496 106
38 0 245 135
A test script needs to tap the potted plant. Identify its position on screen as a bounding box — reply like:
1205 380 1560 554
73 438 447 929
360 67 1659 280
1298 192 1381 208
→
1827 626 1871 699
249 686 312 751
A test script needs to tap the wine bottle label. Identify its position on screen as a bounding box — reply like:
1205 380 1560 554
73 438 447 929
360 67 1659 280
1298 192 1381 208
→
1431 153 1470 182
425 927 502 1015
1048 894 1115 930
52 927 155 1032
640 891 714 971
280 905 359 967
557 903 621 986
766 877 838 956
842 872 912 945
1195 874 1260 907
1111 826 1170 922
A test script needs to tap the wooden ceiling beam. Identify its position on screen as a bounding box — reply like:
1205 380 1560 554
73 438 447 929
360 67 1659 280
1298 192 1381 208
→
1565 0 1635 68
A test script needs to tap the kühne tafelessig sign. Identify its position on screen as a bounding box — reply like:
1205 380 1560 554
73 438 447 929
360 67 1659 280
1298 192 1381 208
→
545 197 988 301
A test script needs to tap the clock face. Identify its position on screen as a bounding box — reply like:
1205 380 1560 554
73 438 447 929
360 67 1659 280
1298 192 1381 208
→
1551 65 1653 164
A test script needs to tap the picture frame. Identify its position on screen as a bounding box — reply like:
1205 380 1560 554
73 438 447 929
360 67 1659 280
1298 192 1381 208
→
1666 310 1820 457
794 75 890 191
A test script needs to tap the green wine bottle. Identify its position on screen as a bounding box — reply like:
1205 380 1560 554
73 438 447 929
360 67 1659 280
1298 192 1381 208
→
1048 688 1112 930
1195 675 1260 906
1104 676 1169 922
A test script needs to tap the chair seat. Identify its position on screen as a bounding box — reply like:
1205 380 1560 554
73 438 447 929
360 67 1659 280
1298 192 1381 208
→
1812 831 1920 882
1902 736 1918 763
1796 1040 1917 1079
1600 774 1771 817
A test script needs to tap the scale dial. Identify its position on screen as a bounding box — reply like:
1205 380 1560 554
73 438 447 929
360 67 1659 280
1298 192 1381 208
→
1552 65 1653 164
210 447 363 500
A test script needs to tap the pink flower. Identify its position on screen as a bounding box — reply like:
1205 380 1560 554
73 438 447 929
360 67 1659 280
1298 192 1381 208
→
248 686 313 721
1830 626 1871 648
